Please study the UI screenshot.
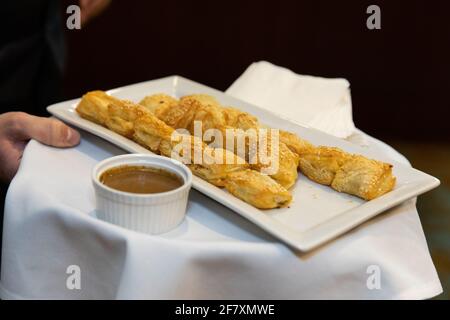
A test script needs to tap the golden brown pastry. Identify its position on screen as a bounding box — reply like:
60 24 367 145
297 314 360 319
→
277 129 396 200
193 96 395 199
140 93 299 189
223 169 292 209
76 91 120 125
76 92 291 209
132 112 175 152
139 94 179 116
175 94 226 133
78 90 395 203
134 115 291 208
297 145 395 200
331 155 396 200
106 100 151 138
190 96 299 189
134 123 249 187
222 106 260 130
249 131 299 189
298 146 349 185
279 130 314 156
187 150 249 187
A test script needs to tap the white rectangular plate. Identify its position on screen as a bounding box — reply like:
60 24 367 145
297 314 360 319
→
48 76 440 251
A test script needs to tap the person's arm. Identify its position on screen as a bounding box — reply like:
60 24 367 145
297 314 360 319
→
80 0 111 26
0 112 80 182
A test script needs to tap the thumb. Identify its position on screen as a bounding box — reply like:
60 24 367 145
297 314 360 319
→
21 114 81 147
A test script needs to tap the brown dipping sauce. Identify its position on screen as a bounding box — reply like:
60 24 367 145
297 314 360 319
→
100 165 183 194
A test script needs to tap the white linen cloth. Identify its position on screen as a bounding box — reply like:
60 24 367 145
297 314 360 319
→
227 61 356 138
0 65 442 299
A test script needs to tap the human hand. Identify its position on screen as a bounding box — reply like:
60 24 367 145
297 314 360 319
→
80 0 111 26
0 112 80 182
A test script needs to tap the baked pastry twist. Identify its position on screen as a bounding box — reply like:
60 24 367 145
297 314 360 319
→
140 93 396 200
77 91 292 209
139 94 299 189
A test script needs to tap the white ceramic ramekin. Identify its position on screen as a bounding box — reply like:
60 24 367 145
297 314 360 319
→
92 154 192 234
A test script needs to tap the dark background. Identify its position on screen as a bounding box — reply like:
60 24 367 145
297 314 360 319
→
62 0 450 142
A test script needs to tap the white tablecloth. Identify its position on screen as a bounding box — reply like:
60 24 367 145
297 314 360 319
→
0 130 442 299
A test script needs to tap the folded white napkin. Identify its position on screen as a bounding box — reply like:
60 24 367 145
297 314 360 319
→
226 61 356 138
